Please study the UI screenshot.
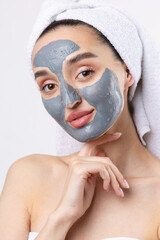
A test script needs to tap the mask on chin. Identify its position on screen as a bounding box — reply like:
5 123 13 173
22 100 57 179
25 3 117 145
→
34 39 123 142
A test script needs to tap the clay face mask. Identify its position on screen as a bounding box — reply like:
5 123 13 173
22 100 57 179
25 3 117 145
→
33 39 123 142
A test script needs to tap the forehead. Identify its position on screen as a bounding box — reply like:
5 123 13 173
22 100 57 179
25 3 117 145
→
31 25 102 65
33 39 81 74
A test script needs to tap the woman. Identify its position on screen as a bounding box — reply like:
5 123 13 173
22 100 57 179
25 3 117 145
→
0 1 160 239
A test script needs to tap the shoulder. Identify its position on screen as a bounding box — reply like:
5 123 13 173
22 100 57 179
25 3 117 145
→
9 153 66 170
8 153 67 179
0 154 69 236
1 153 68 200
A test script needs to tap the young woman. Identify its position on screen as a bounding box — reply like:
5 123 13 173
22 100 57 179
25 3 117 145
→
1 1 160 240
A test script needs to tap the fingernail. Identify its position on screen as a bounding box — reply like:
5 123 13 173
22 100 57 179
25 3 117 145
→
119 188 124 197
111 132 122 136
123 179 130 188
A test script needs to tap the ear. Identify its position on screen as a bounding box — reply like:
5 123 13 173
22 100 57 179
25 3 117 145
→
124 66 134 89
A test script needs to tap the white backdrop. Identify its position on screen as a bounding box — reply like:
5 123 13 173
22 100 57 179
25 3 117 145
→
0 0 160 193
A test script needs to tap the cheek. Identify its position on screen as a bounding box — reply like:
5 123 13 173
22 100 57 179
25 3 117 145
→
41 96 65 123
114 69 125 95
41 88 61 100
117 78 125 96
79 68 123 117
79 68 120 103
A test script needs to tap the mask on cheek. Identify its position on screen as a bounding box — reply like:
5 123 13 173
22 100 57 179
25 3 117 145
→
34 39 123 142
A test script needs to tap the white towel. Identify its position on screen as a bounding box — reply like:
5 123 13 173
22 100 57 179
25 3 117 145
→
27 0 160 159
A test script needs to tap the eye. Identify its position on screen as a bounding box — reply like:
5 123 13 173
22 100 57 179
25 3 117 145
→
77 69 94 79
41 83 58 93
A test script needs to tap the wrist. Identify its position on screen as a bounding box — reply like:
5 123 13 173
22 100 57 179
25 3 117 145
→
48 207 75 231
34 208 73 240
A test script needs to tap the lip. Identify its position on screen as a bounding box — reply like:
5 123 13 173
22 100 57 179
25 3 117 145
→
67 109 94 128
67 110 94 122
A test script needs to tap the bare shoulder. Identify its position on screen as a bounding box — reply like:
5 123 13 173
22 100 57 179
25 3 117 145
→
10 152 67 171
3 153 68 193
0 154 69 237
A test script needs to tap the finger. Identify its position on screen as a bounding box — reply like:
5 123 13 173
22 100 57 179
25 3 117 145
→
78 132 122 157
107 167 124 198
109 164 130 189
99 167 110 190
76 156 112 167
78 142 97 157
87 174 96 185
106 184 110 192
74 161 111 189
84 175 97 209
100 168 111 190
79 132 122 157
91 132 122 146
80 156 128 190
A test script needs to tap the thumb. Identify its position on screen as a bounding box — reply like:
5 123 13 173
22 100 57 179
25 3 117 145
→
78 132 122 157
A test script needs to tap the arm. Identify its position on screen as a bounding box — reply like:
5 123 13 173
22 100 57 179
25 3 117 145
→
0 155 75 240
34 207 75 240
0 157 31 239
0 133 126 240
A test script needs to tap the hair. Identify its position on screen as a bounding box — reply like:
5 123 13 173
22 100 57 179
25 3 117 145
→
38 19 133 115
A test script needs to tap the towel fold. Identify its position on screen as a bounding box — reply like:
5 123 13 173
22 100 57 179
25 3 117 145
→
27 0 160 159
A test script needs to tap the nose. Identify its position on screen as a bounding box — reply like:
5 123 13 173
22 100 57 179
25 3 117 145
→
61 84 82 108
66 98 82 109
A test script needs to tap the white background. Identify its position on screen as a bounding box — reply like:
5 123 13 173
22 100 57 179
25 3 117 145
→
0 0 160 193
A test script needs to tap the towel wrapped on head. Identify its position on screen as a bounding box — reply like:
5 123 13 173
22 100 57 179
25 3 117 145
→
27 0 160 159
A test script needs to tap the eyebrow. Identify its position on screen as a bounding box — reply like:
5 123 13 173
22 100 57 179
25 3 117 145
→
34 70 49 80
66 52 98 65
34 52 98 80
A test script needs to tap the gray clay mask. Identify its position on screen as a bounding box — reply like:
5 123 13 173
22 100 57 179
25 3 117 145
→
33 39 123 142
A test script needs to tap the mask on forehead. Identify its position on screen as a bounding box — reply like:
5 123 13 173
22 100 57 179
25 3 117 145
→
33 39 123 142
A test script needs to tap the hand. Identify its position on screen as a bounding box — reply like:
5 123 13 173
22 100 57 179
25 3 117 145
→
78 132 122 157
54 132 129 224
77 132 129 196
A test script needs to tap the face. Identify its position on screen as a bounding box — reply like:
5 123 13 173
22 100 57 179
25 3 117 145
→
32 25 126 142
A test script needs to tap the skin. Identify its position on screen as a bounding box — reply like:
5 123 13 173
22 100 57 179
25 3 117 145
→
33 39 123 142
1 25 160 239
31 25 160 238
31 24 147 174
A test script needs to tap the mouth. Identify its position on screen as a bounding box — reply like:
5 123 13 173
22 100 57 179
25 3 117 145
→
67 109 94 128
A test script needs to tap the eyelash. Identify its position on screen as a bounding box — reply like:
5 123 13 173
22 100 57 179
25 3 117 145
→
76 68 95 80
40 83 57 93
39 68 95 93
